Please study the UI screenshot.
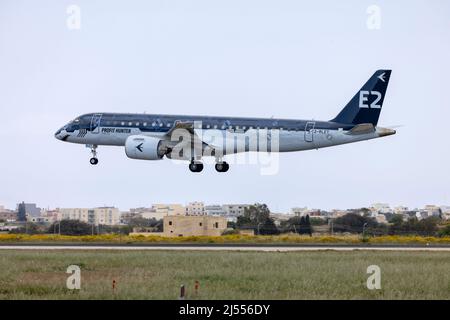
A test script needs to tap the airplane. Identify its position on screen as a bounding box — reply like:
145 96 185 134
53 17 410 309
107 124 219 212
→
55 70 396 173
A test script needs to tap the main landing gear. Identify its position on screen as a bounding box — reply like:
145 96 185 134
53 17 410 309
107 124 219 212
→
189 160 204 173
215 161 229 173
89 145 99 165
188 159 229 173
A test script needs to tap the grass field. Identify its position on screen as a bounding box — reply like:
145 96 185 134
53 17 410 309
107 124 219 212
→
0 250 449 300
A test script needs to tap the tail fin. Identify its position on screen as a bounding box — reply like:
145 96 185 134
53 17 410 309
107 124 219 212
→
331 70 391 126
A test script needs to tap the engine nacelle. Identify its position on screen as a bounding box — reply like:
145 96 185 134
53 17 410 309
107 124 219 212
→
125 135 165 160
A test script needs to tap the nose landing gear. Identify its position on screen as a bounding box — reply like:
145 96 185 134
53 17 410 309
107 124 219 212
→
89 145 99 165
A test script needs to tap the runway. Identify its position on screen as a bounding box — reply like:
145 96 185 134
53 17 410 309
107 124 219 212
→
1 244 449 252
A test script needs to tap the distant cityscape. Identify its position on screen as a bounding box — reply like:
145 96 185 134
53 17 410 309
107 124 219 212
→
1 201 449 227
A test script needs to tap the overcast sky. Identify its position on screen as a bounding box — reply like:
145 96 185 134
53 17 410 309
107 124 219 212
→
0 0 449 212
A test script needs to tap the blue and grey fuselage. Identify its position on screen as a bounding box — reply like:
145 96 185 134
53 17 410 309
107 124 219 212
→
55 70 396 172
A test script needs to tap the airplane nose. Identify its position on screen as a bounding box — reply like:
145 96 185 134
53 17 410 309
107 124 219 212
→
55 128 69 141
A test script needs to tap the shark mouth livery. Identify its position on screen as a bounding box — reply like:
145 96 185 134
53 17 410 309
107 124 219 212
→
55 70 395 173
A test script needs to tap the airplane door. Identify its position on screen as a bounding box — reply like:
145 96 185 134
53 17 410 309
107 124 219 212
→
304 121 315 142
90 114 103 134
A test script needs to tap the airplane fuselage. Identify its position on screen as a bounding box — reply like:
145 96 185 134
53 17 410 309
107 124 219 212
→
55 70 396 172
55 113 392 152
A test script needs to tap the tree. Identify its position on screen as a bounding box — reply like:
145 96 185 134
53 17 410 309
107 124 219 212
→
10 222 43 234
236 204 279 235
305 215 312 236
333 213 379 234
439 225 450 237
388 216 440 236
309 218 327 226
47 220 93 236
17 202 26 222
388 214 404 225
280 215 313 235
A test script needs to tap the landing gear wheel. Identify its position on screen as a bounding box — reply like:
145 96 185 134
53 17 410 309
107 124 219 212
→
215 162 229 172
88 145 99 165
189 162 203 173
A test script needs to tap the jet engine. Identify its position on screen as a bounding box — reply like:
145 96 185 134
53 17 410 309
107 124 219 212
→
125 135 167 160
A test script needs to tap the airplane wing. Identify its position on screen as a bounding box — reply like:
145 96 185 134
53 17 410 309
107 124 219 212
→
165 120 195 136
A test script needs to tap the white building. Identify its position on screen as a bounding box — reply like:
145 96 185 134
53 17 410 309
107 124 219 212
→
153 204 185 217
371 203 391 214
222 204 250 217
423 205 441 217
186 202 205 216
57 207 120 226
393 206 409 214
204 205 226 216
290 207 308 216
126 204 185 221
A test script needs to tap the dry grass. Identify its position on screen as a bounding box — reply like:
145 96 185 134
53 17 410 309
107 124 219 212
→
1 233 450 244
0 250 448 300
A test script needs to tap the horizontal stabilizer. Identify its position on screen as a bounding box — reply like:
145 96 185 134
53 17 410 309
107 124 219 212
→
346 123 375 135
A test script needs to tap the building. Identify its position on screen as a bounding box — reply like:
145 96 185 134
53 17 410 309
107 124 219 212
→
28 216 54 223
185 202 205 216
330 209 349 218
0 209 17 222
119 211 142 224
375 214 387 224
153 204 185 217
163 215 227 237
57 207 120 226
222 204 250 217
16 203 41 217
393 206 409 214
204 205 226 216
39 210 59 223
122 204 185 222
130 215 228 237
291 207 308 216
371 203 391 214
423 205 441 217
